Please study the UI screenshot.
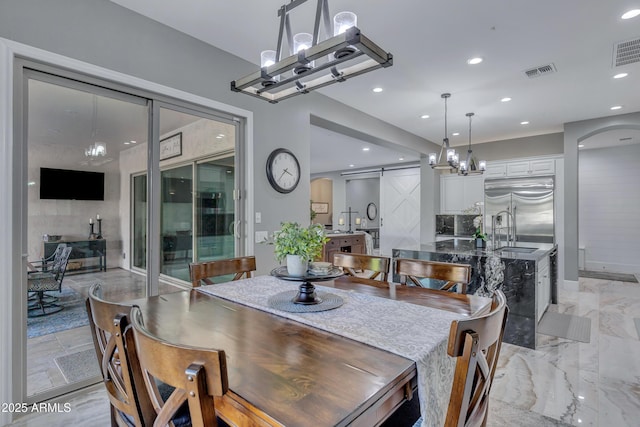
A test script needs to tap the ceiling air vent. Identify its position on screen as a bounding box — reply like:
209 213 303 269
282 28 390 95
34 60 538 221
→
524 63 557 79
613 38 640 67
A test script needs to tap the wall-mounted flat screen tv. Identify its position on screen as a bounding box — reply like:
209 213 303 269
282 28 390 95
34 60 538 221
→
40 168 105 201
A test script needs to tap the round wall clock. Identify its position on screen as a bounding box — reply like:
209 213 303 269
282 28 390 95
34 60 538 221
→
266 148 301 194
366 202 377 220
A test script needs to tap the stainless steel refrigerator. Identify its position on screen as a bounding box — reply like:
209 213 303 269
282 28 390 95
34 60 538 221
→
484 176 554 244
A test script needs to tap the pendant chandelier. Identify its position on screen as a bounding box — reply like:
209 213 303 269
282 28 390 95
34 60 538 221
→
428 93 459 171
85 95 107 158
458 112 486 175
231 0 393 104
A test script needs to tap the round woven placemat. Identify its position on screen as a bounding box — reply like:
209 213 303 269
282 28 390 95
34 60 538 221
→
268 290 344 313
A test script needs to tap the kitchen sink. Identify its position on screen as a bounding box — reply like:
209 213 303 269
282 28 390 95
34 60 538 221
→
495 246 538 253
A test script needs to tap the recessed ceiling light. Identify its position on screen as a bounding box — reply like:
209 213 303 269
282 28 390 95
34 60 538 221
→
349 164 355 167
610 105 622 110
218 133 225 137
27 181 36 186
501 97 512 102
613 72 628 79
420 114 430 119
399 157 404 161
621 9 640 19
520 121 529 125
216 135 223 139
467 57 483 65
362 147 370 151
578 144 585 148
372 87 383 93
124 142 130 145
452 132 460 136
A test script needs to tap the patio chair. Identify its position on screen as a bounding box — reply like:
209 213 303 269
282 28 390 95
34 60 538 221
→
27 246 72 317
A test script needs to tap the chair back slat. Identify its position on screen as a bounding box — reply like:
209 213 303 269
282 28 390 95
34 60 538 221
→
130 306 228 427
395 258 471 293
189 256 256 287
445 290 509 427
333 253 391 281
86 283 156 426
53 246 73 281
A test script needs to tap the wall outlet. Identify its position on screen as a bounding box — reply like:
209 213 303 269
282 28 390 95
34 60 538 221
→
255 230 269 243
255 212 262 224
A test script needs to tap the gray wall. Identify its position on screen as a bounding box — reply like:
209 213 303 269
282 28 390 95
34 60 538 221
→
471 132 564 161
563 111 640 281
0 0 433 276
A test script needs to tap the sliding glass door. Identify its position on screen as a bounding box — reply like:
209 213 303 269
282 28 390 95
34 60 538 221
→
132 106 240 283
17 59 247 405
23 71 149 399
195 156 236 263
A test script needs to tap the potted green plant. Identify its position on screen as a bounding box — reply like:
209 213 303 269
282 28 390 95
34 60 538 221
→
472 215 487 248
273 222 329 276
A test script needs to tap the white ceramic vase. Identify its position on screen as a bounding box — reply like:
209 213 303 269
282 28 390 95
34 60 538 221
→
286 254 308 277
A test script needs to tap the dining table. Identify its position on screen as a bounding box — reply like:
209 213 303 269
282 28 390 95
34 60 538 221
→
130 274 492 427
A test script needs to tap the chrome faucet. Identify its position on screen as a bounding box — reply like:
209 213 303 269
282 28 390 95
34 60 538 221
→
492 208 516 248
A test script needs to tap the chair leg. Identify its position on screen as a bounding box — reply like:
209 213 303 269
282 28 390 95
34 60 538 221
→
27 291 63 318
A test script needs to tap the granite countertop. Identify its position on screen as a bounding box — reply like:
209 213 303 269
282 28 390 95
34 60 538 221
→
415 238 556 261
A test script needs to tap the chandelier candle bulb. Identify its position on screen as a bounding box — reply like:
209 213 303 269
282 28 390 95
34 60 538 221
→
333 11 357 58
333 11 356 35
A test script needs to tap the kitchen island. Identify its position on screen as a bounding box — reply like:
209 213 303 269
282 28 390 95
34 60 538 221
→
393 239 557 349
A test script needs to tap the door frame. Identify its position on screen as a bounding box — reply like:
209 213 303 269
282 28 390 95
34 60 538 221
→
0 37 253 415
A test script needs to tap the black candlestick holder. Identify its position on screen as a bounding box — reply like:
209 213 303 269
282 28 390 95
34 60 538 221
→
89 223 95 239
339 207 360 234
96 218 103 239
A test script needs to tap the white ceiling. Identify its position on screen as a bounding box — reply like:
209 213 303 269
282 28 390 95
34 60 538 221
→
29 1 640 173
310 126 420 174
109 0 640 149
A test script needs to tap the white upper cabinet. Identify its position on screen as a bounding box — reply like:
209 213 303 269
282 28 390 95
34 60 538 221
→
529 159 556 175
440 175 484 214
484 162 507 178
487 158 555 178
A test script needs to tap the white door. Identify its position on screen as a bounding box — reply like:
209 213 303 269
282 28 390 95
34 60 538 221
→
379 168 421 256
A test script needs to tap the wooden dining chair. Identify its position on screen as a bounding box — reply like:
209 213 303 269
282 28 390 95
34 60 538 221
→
394 258 471 293
86 283 156 427
445 290 509 427
189 256 256 287
333 252 391 281
130 306 235 427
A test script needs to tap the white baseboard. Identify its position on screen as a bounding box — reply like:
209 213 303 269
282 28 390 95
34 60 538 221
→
584 261 640 275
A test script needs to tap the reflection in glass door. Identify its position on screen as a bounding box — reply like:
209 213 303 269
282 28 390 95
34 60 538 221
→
196 157 236 263
160 165 193 280
132 174 147 269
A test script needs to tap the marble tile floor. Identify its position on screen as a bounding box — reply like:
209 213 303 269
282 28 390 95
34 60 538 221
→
12 275 639 426
26 269 185 396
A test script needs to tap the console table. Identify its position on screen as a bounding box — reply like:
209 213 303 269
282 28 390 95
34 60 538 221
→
42 239 106 274
322 232 366 262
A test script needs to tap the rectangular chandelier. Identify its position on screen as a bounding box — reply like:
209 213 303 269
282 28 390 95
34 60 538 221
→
231 0 393 104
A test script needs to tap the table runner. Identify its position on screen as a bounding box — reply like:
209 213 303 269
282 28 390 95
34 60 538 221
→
198 276 462 427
